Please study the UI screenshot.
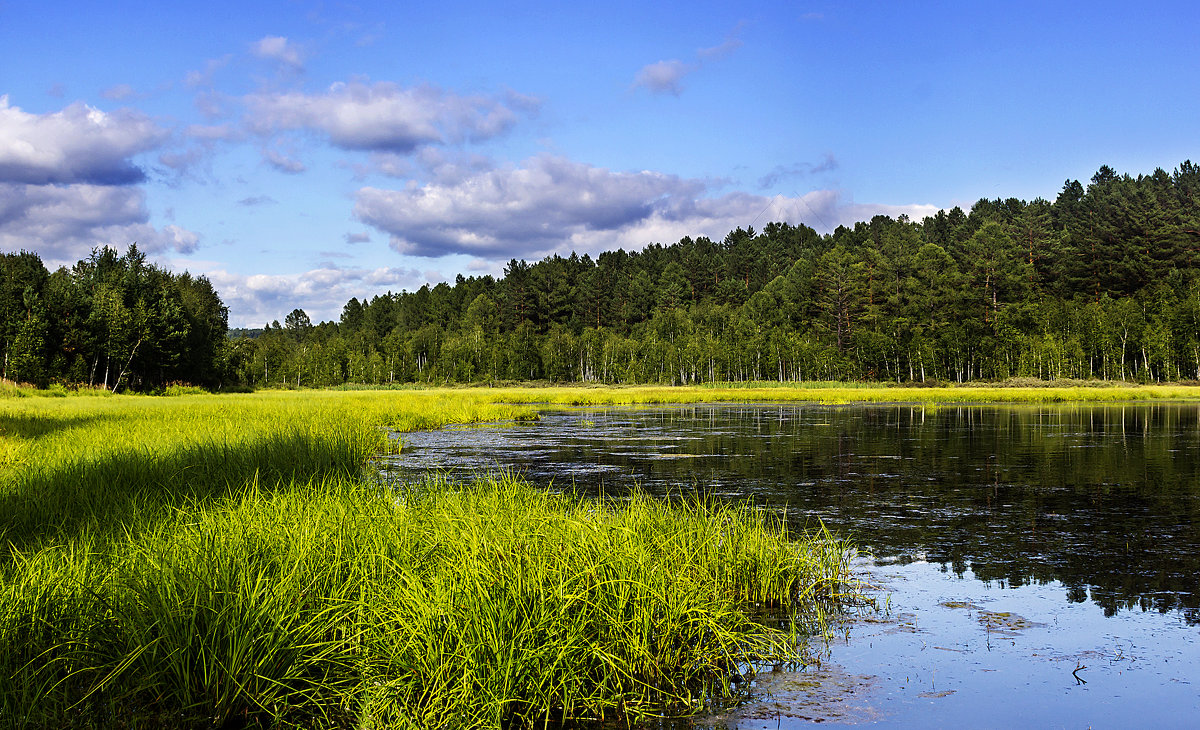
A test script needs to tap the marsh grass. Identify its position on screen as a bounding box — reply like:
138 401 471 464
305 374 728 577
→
355 478 850 727
698 380 893 390
0 391 541 552
0 477 849 728
0 381 69 398
481 383 1200 407
13 380 1193 727
0 391 852 728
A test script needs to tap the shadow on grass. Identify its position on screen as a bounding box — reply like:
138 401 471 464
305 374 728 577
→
0 411 128 442
0 428 375 560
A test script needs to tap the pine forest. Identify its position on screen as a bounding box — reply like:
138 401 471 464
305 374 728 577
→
5 162 1200 390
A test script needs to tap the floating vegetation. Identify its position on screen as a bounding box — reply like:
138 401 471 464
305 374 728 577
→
939 601 983 611
976 610 1045 637
937 601 1045 637
698 662 885 726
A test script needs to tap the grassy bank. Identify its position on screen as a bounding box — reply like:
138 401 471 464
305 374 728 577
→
451 381 1200 407
0 391 852 728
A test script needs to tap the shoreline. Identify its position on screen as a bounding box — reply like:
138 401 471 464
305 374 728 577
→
0 389 855 728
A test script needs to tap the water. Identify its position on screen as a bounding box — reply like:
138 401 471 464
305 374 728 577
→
388 403 1200 727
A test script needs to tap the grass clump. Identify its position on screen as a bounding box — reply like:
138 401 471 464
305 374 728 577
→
0 391 852 728
0 476 849 728
357 478 848 727
157 383 212 396
0 380 69 398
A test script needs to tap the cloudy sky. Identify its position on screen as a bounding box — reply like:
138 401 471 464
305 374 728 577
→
3 1 1198 327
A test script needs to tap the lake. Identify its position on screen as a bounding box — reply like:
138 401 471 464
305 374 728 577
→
389 402 1200 728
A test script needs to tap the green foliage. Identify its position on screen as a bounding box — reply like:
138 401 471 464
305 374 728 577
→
13 161 1200 391
0 246 228 392
226 160 1200 388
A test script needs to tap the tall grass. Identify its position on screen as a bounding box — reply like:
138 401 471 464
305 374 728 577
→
0 477 849 728
0 391 540 553
482 383 1200 407
0 391 852 728
0 380 69 398
12 380 1193 726
356 477 848 726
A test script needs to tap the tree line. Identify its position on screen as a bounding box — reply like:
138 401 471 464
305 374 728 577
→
6 161 1200 390
0 245 228 390
228 161 1200 387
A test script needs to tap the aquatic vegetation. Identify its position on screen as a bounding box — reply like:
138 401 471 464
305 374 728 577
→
0 390 853 728
355 478 851 726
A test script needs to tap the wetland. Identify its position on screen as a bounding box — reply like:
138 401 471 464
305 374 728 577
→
0 389 852 728
393 401 1200 727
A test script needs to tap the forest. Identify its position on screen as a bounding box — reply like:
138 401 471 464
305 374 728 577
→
0 245 228 390
6 161 1200 390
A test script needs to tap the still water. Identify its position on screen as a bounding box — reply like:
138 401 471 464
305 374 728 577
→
390 403 1200 728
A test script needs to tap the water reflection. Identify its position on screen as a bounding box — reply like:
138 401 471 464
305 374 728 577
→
390 403 1200 624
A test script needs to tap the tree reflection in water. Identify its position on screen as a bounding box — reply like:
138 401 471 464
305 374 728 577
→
391 402 1200 623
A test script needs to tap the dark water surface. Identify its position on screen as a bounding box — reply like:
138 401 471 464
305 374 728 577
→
390 403 1200 727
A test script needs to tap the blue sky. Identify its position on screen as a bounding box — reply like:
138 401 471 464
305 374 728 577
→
2 1 1198 327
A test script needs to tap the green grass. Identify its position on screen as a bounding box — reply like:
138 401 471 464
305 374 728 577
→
471 382 1200 408
0 390 853 728
0 381 70 398
698 380 895 389
7 381 1196 727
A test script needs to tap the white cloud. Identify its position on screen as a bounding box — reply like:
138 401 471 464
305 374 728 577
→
0 183 201 264
466 258 499 273
193 90 232 120
632 60 697 96
250 36 306 70
838 200 943 225
353 155 942 262
156 125 241 179
262 148 306 174
101 84 137 101
203 264 429 327
0 96 168 185
184 55 232 89
163 224 200 253
245 80 534 152
367 152 414 178
185 123 239 142
758 153 840 189
414 147 497 183
635 26 744 96
697 36 743 61
355 155 705 258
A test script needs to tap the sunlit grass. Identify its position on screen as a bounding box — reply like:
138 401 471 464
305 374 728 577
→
467 382 1200 407
5 381 1196 726
0 390 855 728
